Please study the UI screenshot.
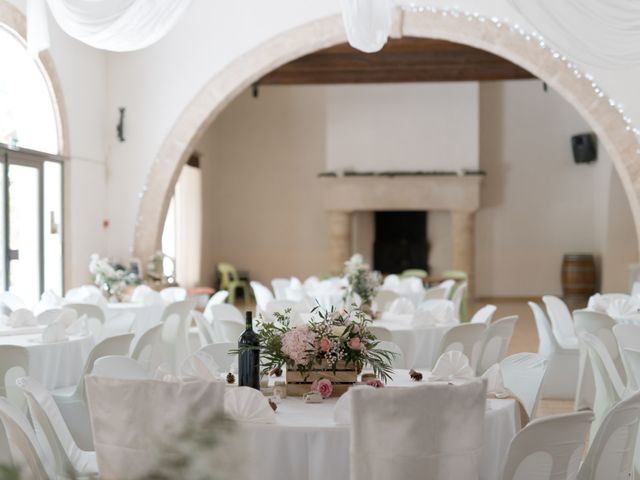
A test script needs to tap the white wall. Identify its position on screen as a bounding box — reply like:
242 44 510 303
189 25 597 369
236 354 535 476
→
326 83 479 171
192 79 636 296
6 0 108 288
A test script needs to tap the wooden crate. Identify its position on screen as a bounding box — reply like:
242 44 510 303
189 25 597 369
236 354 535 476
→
286 361 357 397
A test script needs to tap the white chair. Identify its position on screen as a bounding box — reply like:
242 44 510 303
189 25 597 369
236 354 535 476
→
573 309 621 411
193 310 216 347
475 316 518 375
250 281 275 313
271 278 290 301
612 324 640 390
542 295 579 350
36 307 66 326
470 304 497 325
131 285 164 306
582 332 627 437
435 323 486 370
451 282 468 321
376 341 405 369
158 299 197 373
499 410 593 480
500 353 547 419
577 389 640 480
438 279 456 298
0 397 53 479
220 319 244 344
198 342 237 372
206 290 229 307
369 326 393 343
65 303 107 339
130 323 164 371
18 377 98 478
53 333 134 450
350 379 487 480
92 356 151 379
261 299 300 324
382 274 400 291
373 289 400 313
0 345 29 411
160 286 187 304
207 304 244 343
423 286 448 301
529 301 579 399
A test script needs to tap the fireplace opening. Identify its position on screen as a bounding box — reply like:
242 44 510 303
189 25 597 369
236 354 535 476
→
373 211 429 274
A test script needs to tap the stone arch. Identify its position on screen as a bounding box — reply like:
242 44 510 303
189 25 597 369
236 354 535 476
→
134 10 640 263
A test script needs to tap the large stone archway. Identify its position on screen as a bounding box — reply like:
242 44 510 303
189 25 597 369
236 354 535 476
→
134 8 640 269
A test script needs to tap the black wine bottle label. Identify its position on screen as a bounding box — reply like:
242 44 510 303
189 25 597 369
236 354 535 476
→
239 311 260 390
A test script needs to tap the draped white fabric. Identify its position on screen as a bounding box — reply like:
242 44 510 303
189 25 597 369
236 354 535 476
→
340 0 393 53
508 0 640 69
28 0 192 52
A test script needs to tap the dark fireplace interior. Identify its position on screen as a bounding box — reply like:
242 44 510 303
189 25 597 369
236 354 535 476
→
373 211 429 274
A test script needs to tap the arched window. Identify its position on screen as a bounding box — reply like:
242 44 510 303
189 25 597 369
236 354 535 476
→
0 23 63 306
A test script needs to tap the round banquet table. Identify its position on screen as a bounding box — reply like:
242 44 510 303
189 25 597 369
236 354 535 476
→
243 372 519 480
0 332 94 389
105 302 163 337
374 316 452 368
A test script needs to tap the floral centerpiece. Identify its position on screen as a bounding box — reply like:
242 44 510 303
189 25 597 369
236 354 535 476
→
248 305 395 397
343 253 381 313
89 254 140 300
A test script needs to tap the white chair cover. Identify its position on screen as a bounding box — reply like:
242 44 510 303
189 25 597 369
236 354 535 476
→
436 323 485 370
160 286 187 304
85 376 225 479
500 353 547 419
451 282 468 321
423 286 448 301
0 345 29 411
350 379 487 480
387 297 415 315
613 323 640 390
198 342 237 373
577 390 640 480
542 295 578 349
587 293 630 313
250 281 275 312
131 323 165 372
500 411 592 480
376 340 404 369
158 300 197 373
415 299 456 325
92 355 151 379
438 279 456 298
206 290 229 306
382 274 400 291
271 278 290 301
206 304 244 343
373 289 399 313
131 284 164 306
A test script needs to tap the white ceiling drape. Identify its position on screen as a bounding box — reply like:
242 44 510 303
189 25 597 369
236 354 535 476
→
508 0 640 69
27 0 192 53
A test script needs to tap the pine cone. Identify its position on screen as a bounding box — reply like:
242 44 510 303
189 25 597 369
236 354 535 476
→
409 368 423 381
268 398 278 412
270 367 283 377
226 372 235 384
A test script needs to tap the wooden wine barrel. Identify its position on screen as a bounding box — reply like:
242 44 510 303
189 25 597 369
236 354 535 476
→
561 254 596 302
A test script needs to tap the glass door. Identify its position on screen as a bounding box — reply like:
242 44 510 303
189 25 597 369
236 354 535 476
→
1 145 63 306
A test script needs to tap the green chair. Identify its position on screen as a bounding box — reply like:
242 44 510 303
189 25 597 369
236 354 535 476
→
443 270 469 321
217 262 250 306
400 269 428 279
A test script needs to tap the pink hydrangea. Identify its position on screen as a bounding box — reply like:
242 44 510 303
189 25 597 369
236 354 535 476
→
281 326 315 365
312 378 333 399
348 336 362 351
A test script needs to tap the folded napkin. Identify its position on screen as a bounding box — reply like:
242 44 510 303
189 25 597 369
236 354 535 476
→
607 296 640 319
387 298 415 315
131 285 164 306
481 364 508 398
34 290 66 315
416 299 456 325
5 308 37 328
429 351 474 381
65 314 89 336
41 320 68 343
224 387 276 424
180 351 221 381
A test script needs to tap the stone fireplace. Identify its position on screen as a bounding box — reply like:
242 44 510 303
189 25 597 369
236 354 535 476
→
320 174 483 297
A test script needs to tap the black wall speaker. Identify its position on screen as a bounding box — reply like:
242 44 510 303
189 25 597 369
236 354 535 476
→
571 133 597 164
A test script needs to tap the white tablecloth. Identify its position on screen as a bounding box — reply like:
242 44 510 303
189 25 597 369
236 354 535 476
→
244 372 518 480
0 333 94 389
375 317 451 368
105 302 163 337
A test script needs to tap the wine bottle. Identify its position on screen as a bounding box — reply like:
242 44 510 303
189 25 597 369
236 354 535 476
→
238 310 260 390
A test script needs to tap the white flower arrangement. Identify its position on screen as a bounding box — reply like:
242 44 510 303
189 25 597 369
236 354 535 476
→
89 254 139 299
343 253 381 309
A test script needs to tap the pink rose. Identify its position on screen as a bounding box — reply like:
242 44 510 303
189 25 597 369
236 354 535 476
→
313 378 333 399
366 379 384 389
348 337 362 351
319 337 331 352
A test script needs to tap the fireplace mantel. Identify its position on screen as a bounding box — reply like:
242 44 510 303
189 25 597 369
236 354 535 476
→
320 174 484 299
